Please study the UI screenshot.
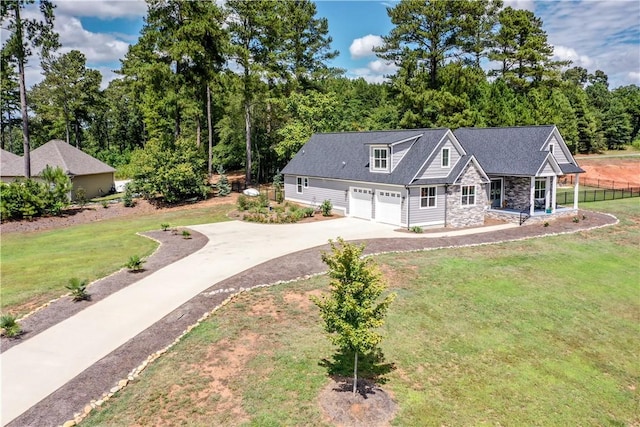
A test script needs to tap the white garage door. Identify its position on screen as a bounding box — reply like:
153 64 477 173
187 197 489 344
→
350 187 372 220
376 190 402 225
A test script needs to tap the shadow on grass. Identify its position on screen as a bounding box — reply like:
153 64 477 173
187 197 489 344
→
319 347 395 398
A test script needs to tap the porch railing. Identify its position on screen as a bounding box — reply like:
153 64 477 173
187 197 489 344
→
519 204 531 226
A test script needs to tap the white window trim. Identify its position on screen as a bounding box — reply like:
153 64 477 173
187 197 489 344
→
420 186 437 209
296 176 308 194
461 185 476 206
441 147 450 168
534 178 546 199
370 146 390 173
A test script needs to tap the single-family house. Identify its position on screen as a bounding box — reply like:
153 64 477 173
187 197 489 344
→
1 140 116 200
281 125 584 228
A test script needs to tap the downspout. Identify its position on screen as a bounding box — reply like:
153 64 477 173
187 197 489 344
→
405 186 410 229
444 184 449 228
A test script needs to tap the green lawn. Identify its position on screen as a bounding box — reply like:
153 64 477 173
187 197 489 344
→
0 203 233 315
84 198 640 426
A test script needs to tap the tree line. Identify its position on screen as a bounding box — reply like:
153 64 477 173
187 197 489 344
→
2 0 639 201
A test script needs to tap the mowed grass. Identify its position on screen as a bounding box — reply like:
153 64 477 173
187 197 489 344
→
84 198 640 426
0 203 233 315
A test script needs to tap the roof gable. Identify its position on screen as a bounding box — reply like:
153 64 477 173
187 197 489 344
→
454 125 562 176
0 140 115 177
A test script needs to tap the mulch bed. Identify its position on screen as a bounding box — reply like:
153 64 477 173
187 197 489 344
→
6 209 617 427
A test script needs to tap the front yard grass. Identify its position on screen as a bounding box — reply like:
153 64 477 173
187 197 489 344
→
83 198 639 426
0 204 233 315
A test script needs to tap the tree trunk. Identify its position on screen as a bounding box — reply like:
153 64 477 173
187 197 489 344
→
207 84 213 177
353 351 358 394
196 116 201 147
245 100 252 185
15 6 31 178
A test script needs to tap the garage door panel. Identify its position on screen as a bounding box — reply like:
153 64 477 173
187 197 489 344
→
350 187 372 220
376 190 401 225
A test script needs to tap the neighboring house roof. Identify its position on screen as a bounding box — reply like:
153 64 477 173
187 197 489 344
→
454 125 584 176
1 140 115 177
0 149 21 171
281 128 453 186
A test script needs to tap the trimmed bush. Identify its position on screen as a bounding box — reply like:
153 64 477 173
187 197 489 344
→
125 255 145 272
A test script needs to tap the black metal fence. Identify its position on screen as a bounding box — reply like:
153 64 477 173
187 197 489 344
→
559 175 638 190
557 187 640 204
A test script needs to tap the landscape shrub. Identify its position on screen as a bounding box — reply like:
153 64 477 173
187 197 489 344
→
409 225 423 233
182 230 192 239
320 199 333 216
302 207 315 217
161 223 170 231
237 194 251 211
125 255 145 272
66 278 90 301
0 314 22 338
123 184 135 207
216 165 231 197
273 171 284 203
0 166 72 221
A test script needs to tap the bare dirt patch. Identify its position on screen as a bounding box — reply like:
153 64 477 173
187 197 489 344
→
283 289 322 311
319 377 397 427
576 157 640 186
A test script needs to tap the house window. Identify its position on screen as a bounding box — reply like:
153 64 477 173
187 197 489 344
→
420 186 436 208
535 179 546 199
461 185 475 206
441 148 450 168
548 143 554 154
296 176 308 193
371 147 389 172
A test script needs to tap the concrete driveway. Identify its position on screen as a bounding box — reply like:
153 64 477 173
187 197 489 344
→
0 218 403 425
1 217 516 425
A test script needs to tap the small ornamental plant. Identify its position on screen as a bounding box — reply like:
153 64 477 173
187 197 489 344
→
161 223 171 231
216 166 231 197
409 225 424 233
320 199 333 216
125 255 145 272
0 314 22 338
66 277 90 301
182 229 192 239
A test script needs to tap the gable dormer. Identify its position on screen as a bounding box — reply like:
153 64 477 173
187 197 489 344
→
368 134 422 173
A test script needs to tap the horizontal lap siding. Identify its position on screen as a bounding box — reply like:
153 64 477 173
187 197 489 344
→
417 138 462 180
391 140 414 171
546 135 570 164
407 186 446 226
284 175 348 213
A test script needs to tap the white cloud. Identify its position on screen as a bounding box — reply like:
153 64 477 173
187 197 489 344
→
53 0 147 19
56 15 130 63
628 71 640 84
350 59 397 84
349 34 384 59
553 45 593 68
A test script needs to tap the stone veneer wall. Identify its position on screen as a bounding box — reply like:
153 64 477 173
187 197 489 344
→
486 208 577 224
504 177 532 210
446 164 488 228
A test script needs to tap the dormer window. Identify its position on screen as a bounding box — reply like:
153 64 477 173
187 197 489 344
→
371 146 389 172
549 143 554 154
441 147 450 168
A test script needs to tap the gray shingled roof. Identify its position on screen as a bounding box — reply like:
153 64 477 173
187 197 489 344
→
1 140 115 177
281 129 450 186
454 125 584 175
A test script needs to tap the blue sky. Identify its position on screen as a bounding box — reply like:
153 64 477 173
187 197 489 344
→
16 0 640 89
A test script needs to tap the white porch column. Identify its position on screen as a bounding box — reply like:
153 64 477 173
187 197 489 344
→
545 176 550 211
573 173 580 210
551 175 557 213
530 176 535 216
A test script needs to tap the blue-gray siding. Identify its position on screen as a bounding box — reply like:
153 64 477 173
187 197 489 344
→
406 185 446 226
417 138 463 179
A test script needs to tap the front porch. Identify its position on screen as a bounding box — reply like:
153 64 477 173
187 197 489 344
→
486 205 577 225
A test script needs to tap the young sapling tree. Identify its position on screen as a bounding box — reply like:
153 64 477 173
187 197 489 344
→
312 238 395 394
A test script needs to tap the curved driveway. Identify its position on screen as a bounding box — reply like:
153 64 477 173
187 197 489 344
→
1 218 516 425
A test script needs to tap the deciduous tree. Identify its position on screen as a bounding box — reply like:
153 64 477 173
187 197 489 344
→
312 238 395 394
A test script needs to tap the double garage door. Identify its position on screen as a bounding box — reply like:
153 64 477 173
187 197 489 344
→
349 187 401 225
